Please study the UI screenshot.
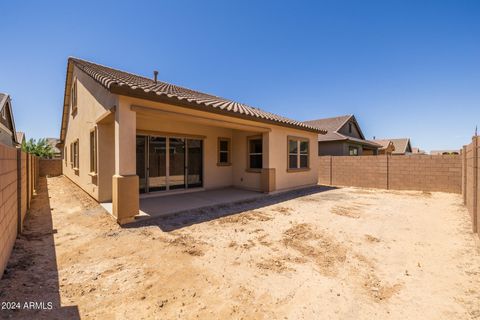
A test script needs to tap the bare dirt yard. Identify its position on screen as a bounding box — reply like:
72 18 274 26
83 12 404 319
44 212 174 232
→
1 176 480 319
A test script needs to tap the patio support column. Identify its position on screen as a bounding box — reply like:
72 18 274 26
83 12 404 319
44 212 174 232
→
261 131 276 193
112 101 139 224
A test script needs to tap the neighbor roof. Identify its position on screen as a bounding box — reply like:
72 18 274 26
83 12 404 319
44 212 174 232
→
372 138 411 154
0 93 18 145
59 58 325 143
303 115 381 148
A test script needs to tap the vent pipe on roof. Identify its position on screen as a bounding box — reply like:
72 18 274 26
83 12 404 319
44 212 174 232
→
153 70 158 83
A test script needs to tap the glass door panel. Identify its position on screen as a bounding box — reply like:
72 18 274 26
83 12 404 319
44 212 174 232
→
187 139 203 188
168 138 186 190
148 137 167 192
136 136 147 193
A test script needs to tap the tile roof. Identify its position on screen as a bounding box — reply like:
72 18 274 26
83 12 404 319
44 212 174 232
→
68 58 325 134
372 138 411 154
303 115 381 148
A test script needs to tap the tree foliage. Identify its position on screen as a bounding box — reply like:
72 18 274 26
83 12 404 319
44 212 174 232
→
22 138 54 159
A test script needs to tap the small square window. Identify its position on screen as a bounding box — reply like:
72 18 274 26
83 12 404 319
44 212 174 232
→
288 138 309 170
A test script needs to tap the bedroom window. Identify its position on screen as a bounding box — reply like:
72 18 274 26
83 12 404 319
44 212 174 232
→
288 137 309 170
247 137 262 170
71 139 79 170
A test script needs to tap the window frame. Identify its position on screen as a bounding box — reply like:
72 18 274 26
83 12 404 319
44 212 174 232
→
287 136 310 172
349 146 359 156
71 139 79 172
217 137 231 166
246 135 263 172
90 128 97 174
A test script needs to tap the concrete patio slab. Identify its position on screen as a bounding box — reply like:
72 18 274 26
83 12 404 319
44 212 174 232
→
102 187 265 221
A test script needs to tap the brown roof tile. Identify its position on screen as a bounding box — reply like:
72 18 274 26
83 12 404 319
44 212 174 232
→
69 58 325 134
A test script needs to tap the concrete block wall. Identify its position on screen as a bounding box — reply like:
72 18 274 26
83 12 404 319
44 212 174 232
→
389 155 462 193
0 144 18 277
463 136 479 235
0 145 39 277
39 159 62 177
319 154 462 193
332 155 388 189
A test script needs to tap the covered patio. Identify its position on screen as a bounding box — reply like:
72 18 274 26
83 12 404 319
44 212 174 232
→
101 187 265 222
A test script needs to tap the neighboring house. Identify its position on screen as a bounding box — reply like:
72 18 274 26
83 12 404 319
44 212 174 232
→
58 58 325 223
430 150 460 155
16 131 26 146
371 138 412 155
370 139 396 155
303 115 381 156
412 147 426 155
45 137 62 158
0 93 19 147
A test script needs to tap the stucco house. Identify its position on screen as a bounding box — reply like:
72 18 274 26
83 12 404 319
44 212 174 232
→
58 58 325 224
303 115 381 156
0 93 19 147
371 138 412 155
369 139 395 155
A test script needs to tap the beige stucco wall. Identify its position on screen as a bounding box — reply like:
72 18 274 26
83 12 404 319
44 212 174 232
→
62 65 118 201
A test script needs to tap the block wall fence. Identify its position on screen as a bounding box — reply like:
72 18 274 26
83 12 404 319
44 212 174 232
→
462 136 479 236
318 154 462 193
0 143 40 278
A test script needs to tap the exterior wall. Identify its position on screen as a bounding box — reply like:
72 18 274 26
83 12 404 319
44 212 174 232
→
122 95 319 194
318 141 345 156
463 137 479 235
0 144 18 277
319 154 462 193
39 159 62 177
136 112 234 190
62 65 118 201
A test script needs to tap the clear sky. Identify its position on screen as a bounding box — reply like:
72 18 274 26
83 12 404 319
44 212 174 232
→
0 0 479 152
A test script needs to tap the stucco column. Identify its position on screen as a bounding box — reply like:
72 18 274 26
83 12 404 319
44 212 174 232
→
112 102 139 224
261 131 275 193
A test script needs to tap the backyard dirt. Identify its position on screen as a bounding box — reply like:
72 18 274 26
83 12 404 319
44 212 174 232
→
1 176 480 319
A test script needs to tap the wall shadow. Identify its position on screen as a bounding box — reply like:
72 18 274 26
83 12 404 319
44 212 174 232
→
0 177 80 319
127 185 337 232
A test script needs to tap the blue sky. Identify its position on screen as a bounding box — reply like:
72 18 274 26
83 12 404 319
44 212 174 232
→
0 0 479 152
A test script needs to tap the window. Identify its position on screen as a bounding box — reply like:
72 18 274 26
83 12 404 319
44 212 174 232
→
90 129 97 173
64 147 67 165
217 137 231 165
248 137 262 170
71 79 77 114
71 140 79 170
288 137 309 170
349 146 359 156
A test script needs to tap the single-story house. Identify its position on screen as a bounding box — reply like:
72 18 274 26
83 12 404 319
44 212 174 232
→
0 93 19 147
303 115 381 156
371 138 412 155
368 139 395 155
58 58 326 224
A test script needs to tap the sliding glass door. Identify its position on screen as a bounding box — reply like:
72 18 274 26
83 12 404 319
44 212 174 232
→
136 135 203 193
